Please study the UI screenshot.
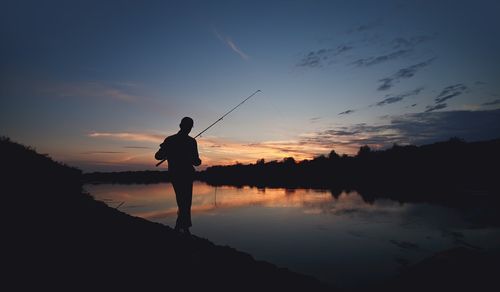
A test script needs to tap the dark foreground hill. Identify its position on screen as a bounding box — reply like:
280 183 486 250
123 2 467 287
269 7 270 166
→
1 137 331 291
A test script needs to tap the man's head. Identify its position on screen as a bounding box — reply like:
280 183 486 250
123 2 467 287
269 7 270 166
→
179 117 194 134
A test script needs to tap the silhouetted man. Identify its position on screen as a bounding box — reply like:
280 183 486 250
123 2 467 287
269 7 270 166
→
162 117 201 234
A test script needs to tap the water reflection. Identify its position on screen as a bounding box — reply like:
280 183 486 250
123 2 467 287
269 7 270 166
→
85 182 500 290
86 182 403 219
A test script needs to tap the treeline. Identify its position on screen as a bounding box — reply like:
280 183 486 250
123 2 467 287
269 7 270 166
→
199 138 500 192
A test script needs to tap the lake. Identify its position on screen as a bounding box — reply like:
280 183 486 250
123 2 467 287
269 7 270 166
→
85 182 500 290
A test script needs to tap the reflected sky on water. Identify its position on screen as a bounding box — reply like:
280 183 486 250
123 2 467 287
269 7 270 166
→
86 182 500 289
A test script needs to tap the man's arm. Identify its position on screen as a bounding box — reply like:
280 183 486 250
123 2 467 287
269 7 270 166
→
192 139 202 166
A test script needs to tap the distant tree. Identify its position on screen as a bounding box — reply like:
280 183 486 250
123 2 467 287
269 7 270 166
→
328 150 339 160
256 158 265 165
357 145 372 157
315 154 327 161
283 157 296 165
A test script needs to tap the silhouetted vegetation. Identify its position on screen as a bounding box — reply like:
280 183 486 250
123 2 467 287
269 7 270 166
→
200 138 500 196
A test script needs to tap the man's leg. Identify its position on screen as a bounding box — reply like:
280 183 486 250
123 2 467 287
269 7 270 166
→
184 178 193 228
173 177 193 229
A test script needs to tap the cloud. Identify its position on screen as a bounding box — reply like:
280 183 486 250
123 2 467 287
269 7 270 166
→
375 87 424 107
352 49 411 67
376 96 404 106
389 109 500 143
339 109 355 115
351 34 434 67
378 58 435 91
392 35 435 49
425 103 448 112
88 132 164 143
81 151 125 154
29 80 175 116
86 131 340 166
213 28 249 60
44 81 140 101
308 109 500 149
123 146 153 149
195 136 339 165
434 84 467 103
297 45 353 68
348 19 382 33
297 52 321 68
300 32 434 70
482 99 500 106
226 38 249 60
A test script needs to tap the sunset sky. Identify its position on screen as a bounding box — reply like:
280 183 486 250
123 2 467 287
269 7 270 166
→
2 0 500 172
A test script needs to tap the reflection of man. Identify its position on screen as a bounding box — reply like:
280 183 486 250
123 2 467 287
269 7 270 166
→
162 117 201 234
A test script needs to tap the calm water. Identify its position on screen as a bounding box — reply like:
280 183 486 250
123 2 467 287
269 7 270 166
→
85 182 500 289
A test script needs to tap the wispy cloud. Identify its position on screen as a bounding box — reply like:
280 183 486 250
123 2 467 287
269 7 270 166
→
425 103 448 112
87 131 333 166
350 34 434 67
123 146 153 149
434 83 467 103
197 137 331 165
297 45 353 68
376 96 404 106
299 31 434 70
482 99 500 106
88 132 164 143
391 35 435 49
338 87 424 116
81 151 125 154
347 19 382 33
43 81 141 101
378 58 435 91
213 28 249 60
339 109 355 115
308 109 500 149
352 49 410 67
374 87 424 107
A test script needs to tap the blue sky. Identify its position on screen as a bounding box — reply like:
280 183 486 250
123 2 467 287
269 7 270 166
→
1 0 500 171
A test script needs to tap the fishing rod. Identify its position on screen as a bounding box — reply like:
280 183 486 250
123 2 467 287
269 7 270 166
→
156 89 262 167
